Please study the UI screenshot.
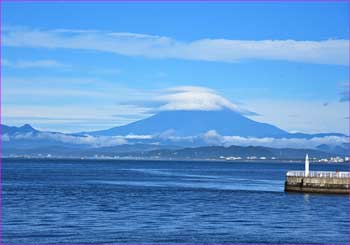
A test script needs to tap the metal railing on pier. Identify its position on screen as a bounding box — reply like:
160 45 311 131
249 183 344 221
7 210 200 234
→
286 171 350 178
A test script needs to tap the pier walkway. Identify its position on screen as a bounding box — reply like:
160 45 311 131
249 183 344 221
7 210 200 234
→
286 171 350 178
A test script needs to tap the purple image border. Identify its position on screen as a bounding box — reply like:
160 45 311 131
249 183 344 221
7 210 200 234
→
0 0 349 244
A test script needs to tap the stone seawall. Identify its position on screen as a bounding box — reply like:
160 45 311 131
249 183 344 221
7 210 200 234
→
285 176 350 194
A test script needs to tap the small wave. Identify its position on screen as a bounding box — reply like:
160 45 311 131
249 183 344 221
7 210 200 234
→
124 168 221 179
90 179 283 192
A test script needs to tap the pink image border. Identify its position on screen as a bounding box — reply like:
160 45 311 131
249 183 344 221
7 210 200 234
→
0 0 349 244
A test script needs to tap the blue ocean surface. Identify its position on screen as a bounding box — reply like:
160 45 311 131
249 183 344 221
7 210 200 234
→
2 159 350 244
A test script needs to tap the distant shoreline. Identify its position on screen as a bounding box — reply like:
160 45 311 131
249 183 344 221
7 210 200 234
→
2 156 349 165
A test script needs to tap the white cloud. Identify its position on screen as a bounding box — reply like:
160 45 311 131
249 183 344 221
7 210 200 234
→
124 134 153 139
11 131 128 147
152 86 258 115
156 86 239 111
201 130 348 149
3 26 348 65
2 58 67 69
40 133 128 147
155 130 347 149
5 128 348 149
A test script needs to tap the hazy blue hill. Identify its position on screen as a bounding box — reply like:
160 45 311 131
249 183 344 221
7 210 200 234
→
316 143 348 156
1 124 93 151
136 145 334 160
2 124 38 135
88 110 289 138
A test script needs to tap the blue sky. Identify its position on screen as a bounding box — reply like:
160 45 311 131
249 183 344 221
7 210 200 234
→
2 2 349 134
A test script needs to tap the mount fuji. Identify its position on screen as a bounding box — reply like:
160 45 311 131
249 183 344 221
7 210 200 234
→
86 109 344 139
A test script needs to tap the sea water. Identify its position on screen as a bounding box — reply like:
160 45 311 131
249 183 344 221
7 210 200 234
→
3 159 349 244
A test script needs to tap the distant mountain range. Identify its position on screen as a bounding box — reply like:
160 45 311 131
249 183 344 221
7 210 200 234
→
2 109 348 159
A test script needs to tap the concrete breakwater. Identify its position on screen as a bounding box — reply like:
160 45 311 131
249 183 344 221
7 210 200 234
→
285 171 350 194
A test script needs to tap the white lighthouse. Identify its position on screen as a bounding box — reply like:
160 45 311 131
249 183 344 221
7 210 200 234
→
305 154 309 177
